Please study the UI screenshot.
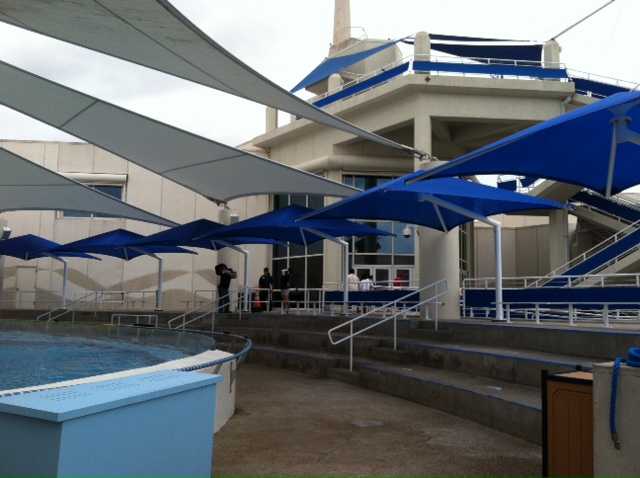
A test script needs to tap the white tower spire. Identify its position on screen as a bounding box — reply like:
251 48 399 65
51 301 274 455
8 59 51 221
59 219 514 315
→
330 0 351 54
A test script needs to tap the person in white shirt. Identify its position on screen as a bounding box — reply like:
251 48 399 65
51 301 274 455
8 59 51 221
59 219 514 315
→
348 268 360 291
360 272 374 291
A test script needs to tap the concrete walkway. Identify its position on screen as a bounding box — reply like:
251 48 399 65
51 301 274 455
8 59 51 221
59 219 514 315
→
211 364 542 477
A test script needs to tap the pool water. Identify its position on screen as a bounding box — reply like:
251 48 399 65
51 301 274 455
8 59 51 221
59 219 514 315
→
0 330 189 390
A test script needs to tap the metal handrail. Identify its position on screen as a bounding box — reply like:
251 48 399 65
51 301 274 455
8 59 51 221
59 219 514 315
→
527 217 640 288
36 290 104 322
168 288 247 331
328 279 448 371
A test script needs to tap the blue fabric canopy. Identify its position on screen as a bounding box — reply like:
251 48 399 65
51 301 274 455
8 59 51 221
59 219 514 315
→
203 205 394 245
417 91 640 197
297 172 570 231
290 41 399 93
426 34 543 63
0 234 98 261
129 218 284 250
50 229 195 260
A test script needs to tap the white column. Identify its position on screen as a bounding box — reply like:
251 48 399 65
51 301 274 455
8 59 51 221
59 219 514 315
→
266 107 278 132
218 208 242 310
414 31 431 60
415 111 460 321
543 39 561 68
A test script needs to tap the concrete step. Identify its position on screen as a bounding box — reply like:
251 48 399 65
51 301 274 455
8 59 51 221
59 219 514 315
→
404 341 595 388
357 360 542 445
222 323 597 388
246 344 542 444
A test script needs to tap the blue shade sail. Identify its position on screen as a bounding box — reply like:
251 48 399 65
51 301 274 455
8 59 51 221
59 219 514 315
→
291 41 399 93
49 229 195 260
298 172 570 232
203 205 394 246
428 34 544 63
0 234 98 261
418 91 640 197
129 219 284 249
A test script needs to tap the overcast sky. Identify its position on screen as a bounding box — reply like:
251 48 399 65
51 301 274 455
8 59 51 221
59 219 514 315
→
0 0 638 148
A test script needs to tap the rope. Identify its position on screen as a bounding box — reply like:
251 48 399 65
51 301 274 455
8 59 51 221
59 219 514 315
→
609 347 640 449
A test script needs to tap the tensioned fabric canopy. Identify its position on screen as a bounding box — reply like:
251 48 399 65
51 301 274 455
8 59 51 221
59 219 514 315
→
203 205 394 246
0 234 100 308
0 146 177 227
297 172 570 232
425 34 543 63
290 41 400 93
130 218 284 250
0 0 415 158
0 60 359 203
416 91 640 198
0 234 98 261
49 229 195 261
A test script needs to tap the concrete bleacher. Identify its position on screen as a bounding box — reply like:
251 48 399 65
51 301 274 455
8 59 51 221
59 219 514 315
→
211 312 640 445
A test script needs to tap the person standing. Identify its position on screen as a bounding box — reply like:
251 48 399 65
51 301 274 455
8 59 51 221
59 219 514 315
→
360 272 374 291
394 271 404 289
217 264 236 313
258 267 274 312
280 267 291 313
348 268 360 292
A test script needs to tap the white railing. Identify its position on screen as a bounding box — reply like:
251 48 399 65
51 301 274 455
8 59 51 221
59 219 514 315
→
464 272 640 291
499 301 640 328
168 299 220 331
36 291 103 322
309 53 570 106
327 279 448 371
110 314 158 327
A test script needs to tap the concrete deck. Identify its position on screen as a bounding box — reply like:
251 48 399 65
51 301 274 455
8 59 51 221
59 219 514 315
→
211 364 542 477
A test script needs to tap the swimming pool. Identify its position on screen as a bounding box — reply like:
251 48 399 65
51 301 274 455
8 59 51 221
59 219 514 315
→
0 320 216 391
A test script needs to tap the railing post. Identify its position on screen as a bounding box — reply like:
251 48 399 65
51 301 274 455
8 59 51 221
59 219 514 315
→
349 322 354 372
603 304 610 328
535 303 540 324
568 303 575 326
393 316 397 351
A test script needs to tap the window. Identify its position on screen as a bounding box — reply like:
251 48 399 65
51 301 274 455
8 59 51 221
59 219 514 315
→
59 173 127 218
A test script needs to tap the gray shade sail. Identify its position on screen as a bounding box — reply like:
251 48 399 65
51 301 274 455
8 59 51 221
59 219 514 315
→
0 60 359 203
0 0 416 158
0 146 177 227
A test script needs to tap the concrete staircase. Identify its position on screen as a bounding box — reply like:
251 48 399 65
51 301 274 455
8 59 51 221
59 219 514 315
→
211 313 640 445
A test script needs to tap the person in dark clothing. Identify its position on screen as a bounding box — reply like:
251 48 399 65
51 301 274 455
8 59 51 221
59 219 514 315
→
258 267 274 312
217 264 236 312
280 267 291 312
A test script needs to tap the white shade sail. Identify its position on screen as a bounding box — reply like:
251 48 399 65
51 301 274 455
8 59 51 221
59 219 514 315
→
0 0 417 158
0 146 177 227
0 60 360 203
